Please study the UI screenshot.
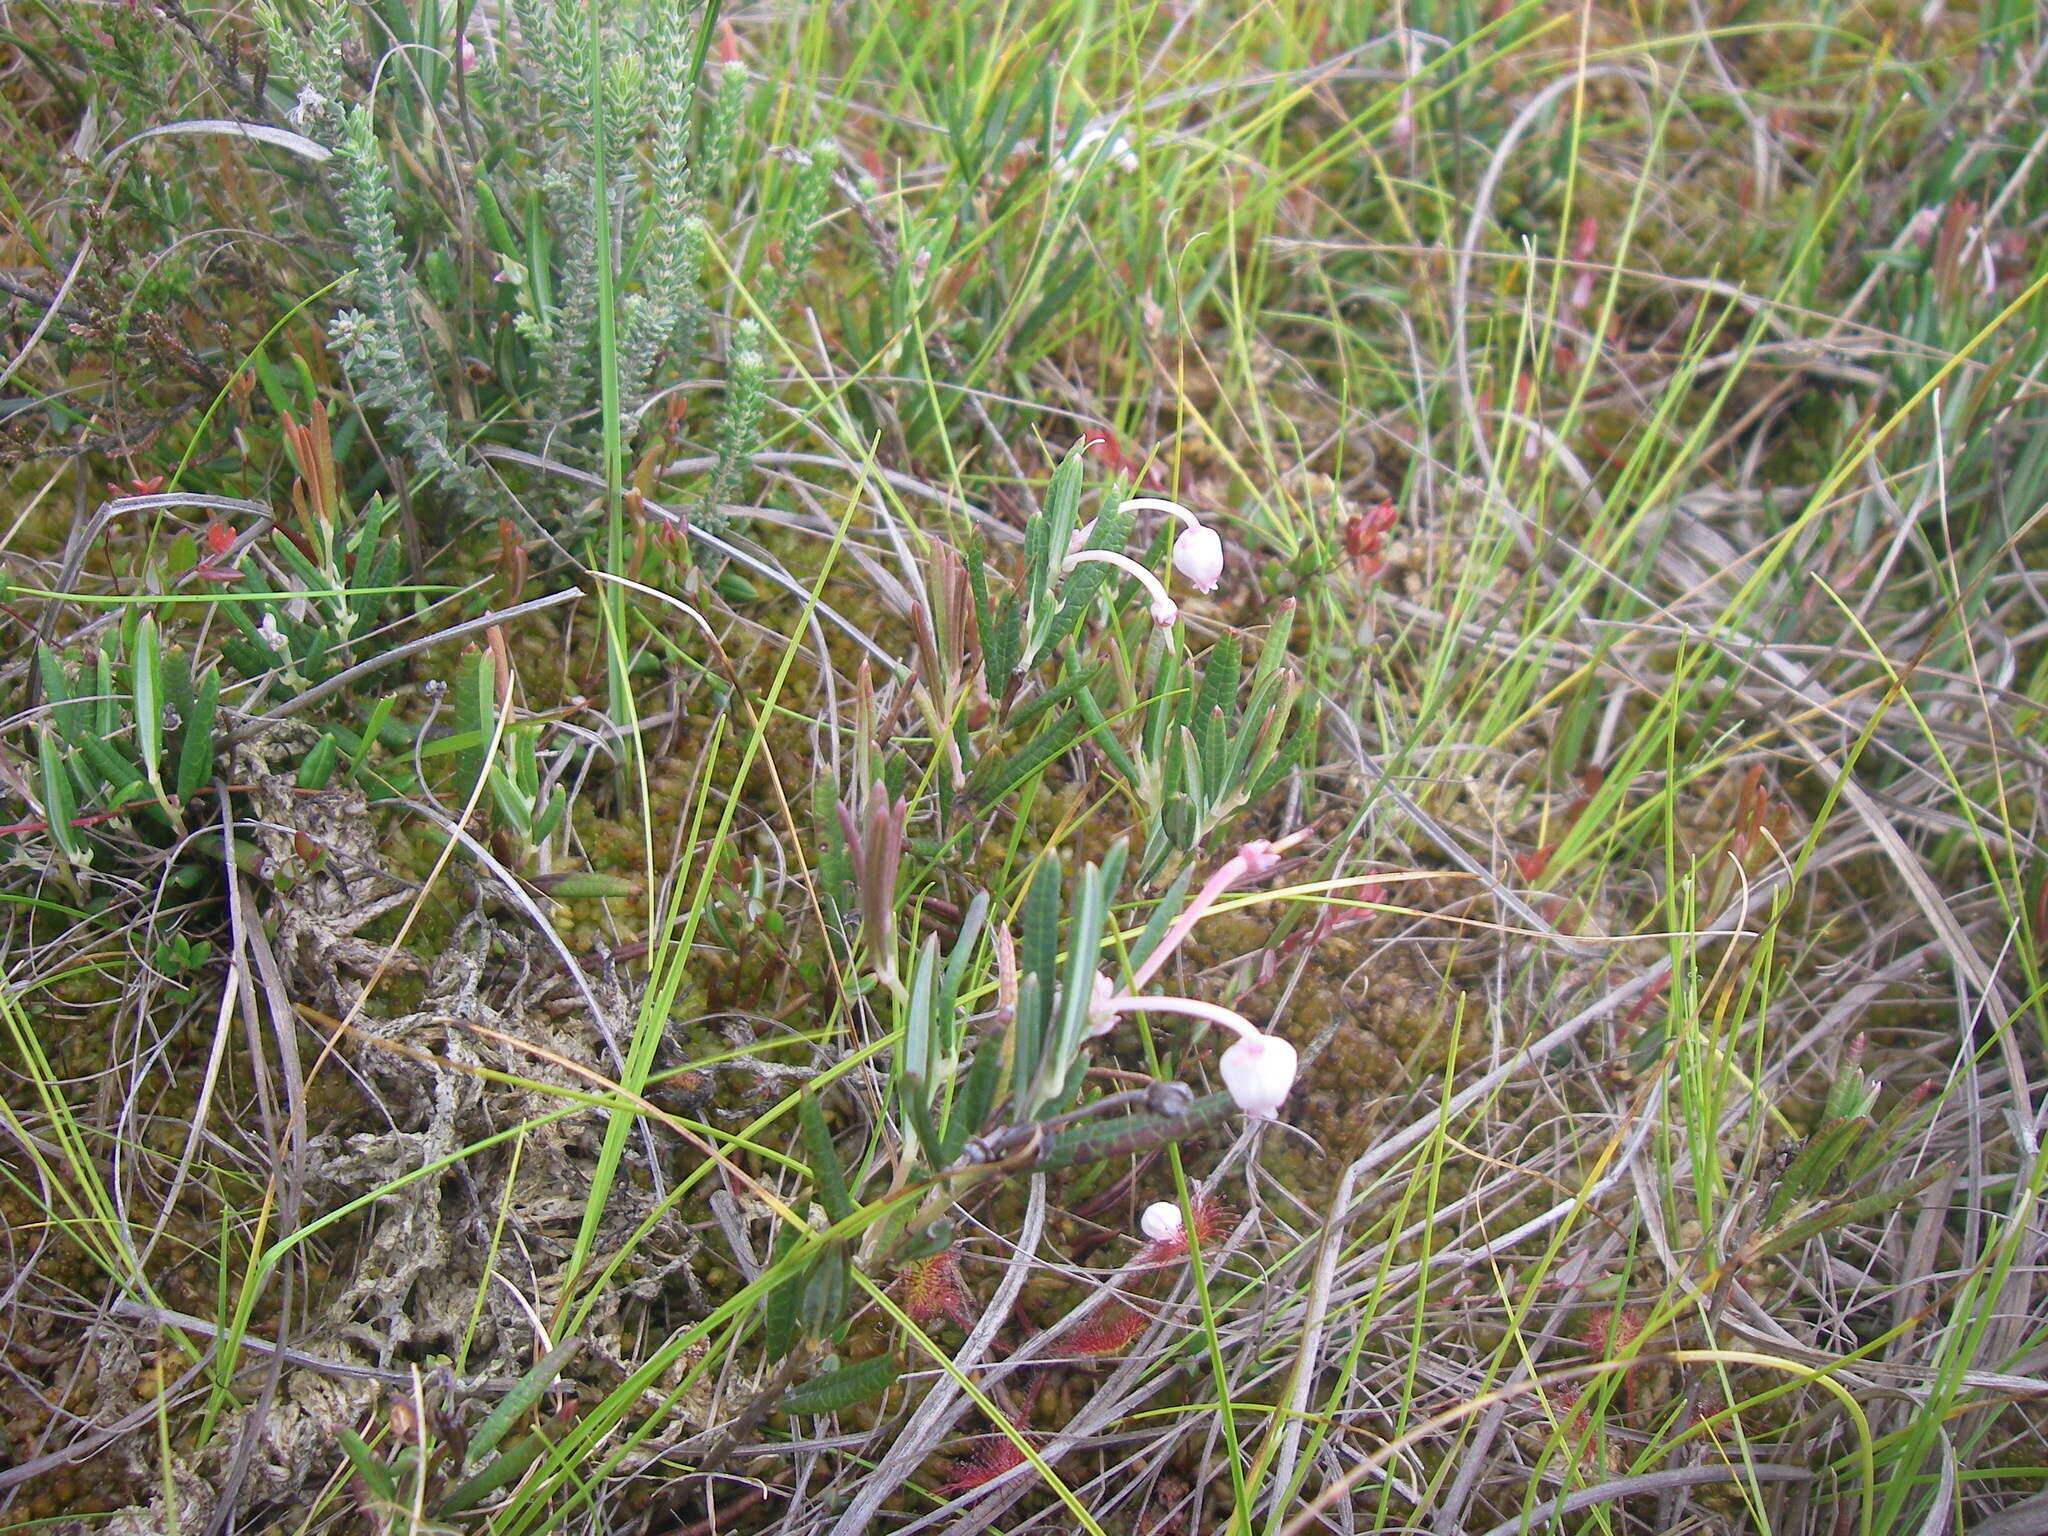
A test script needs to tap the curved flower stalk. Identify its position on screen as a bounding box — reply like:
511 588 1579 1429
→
1061 548 1179 627
1077 832 1307 1116
1131 831 1304 992
1068 495 1227 596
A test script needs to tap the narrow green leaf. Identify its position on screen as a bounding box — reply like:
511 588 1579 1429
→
38 648 83 739
37 726 80 863
774 1352 898 1416
531 784 568 844
762 1225 802 1361
467 1336 581 1465
1754 1164 1951 1263
799 1093 854 1223
1196 704 1228 802
1253 599 1295 682
1143 640 1184 760
902 932 941 1086
1044 846 1125 1112
1041 504 1135 654
452 648 494 811
94 649 117 740
1845 1084 1932 1185
900 1077 944 1173
987 591 1022 685
1128 866 1196 975
1010 970 1044 1111
531 871 640 899
438 1429 549 1514
79 732 144 799
345 694 397 788
1035 1090 1236 1171
474 176 520 257
965 710 1081 805
296 733 341 791
1192 634 1241 724
964 539 999 684
935 890 990 1062
487 763 534 838
800 1241 850 1336
1244 726 1305 804
1069 666 1141 783
1764 1118 1868 1227
174 667 221 802
133 615 164 796
336 1427 398 1503
940 1042 1005 1166
1019 853 1062 1036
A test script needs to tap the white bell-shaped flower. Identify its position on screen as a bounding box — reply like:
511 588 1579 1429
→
1139 1202 1184 1243
1219 1030 1297 1118
1171 522 1225 593
1084 973 1123 1038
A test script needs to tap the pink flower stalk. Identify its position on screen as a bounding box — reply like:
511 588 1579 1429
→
1390 35 1427 148
1072 837 1309 1115
1129 831 1306 992
1568 215 1598 312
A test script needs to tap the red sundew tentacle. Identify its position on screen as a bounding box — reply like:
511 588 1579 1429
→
937 1434 1030 1497
890 1247 976 1332
1064 1299 1149 1357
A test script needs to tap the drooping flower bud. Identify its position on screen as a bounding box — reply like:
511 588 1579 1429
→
1171 522 1224 592
1139 1201 1183 1243
1219 1030 1297 1118
1135 1191 1230 1264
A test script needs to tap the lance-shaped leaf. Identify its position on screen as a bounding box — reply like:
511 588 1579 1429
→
774 1352 900 1416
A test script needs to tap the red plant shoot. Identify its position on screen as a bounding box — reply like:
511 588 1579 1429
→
1343 499 1399 582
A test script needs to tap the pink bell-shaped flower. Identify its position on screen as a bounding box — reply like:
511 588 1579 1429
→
1219 1029 1297 1118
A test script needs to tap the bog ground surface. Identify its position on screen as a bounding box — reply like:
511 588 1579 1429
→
3 2 2047 1533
